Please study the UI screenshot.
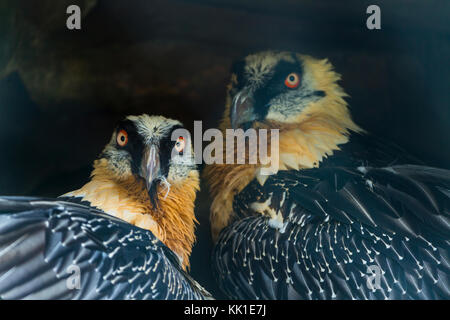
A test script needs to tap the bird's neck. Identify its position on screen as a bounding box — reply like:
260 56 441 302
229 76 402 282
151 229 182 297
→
63 158 199 269
205 113 362 241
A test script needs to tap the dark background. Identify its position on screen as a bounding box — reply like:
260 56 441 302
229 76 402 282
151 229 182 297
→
0 0 449 298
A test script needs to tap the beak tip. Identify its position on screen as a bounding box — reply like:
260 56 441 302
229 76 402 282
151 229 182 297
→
230 88 255 130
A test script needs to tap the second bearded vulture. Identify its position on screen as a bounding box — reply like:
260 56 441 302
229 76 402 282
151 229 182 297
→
205 51 450 300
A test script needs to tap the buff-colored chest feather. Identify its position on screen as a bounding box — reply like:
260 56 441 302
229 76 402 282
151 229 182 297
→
205 116 362 241
64 159 199 269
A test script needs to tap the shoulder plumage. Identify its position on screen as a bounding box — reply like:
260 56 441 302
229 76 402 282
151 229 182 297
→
214 143 450 299
0 196 210 300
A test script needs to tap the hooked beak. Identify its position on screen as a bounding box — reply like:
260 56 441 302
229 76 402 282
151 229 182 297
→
141 145 160 190
140 144 174 209
230 88 257 129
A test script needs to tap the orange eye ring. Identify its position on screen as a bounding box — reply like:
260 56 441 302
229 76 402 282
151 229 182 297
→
117 129 128 147
285 73 300 88
175 136 185 153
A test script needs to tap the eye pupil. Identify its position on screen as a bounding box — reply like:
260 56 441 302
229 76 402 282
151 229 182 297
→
175 137 185 154
285 73 300 88
117 129 128 146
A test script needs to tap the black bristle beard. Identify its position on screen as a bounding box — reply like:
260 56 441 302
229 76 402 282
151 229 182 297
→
148 179 160 210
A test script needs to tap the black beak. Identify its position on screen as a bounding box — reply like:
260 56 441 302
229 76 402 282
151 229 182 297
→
140 145 161 208
230 88 257 129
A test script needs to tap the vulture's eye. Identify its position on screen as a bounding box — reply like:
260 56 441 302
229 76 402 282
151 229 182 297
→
175 136 185 154
117 129 128 147
285 73 300 89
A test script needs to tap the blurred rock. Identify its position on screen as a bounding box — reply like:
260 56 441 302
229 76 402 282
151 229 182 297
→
0 0 17 77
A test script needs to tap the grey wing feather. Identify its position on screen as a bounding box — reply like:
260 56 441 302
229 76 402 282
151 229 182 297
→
0 196 211 300
213 164 450 299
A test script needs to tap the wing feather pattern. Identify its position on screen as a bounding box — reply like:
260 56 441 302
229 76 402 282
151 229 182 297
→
213 134 450 299
0 196 210 300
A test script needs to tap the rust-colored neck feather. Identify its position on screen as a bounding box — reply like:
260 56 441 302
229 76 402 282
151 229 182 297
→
205 81 362 240
65 159 199 270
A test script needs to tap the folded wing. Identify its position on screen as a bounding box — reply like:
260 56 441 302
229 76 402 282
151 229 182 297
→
0 196 210 300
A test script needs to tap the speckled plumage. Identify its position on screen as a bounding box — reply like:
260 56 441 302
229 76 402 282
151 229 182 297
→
212 133 450 299
0 197 210 300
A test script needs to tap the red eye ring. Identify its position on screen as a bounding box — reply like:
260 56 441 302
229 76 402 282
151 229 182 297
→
285 73 300 89
117 129 128 147
175 136 185 153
